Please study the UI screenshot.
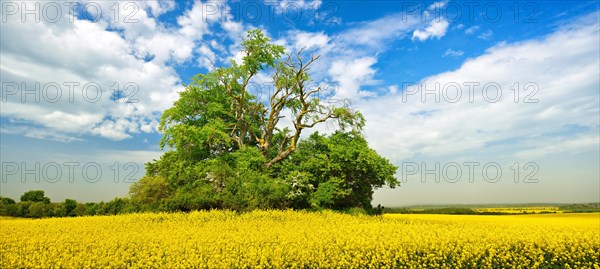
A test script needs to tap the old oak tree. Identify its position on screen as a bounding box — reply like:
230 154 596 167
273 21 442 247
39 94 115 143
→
132 30 398 212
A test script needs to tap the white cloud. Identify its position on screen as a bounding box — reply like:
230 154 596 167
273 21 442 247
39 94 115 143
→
270 0 322 14
221 20 245 39
478 29 493 40
340 14 420 48
443 49 464 57
0 0 242 141
358 14 599 161
292 31 330 50
427 1 448 10
90 119 137 140
146 0 176 17
197 44 217 70
514 134 599 159
176 1 220 40
0 126 83 143
328 57 378 99
412 19 450 41
465 25 480 34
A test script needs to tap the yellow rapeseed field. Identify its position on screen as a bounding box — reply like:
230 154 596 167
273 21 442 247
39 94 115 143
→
1 211 598 268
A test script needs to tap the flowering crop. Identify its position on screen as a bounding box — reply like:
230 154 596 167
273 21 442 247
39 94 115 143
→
1 211 598 268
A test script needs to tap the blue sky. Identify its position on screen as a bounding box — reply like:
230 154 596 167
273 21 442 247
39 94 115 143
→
1 0 599 205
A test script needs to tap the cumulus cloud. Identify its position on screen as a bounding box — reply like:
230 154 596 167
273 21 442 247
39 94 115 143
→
328 57 378 99
269 0 322 14
412 19 450 41
292 31 330 50
146 1 176 17
0 0 242 141
358 13 599 161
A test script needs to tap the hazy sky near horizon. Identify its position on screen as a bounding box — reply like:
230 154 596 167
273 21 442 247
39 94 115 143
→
1 0 598 205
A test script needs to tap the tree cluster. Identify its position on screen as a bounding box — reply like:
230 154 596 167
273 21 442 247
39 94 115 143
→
132 29 398 212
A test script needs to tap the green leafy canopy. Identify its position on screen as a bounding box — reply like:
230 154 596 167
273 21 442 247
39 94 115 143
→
135 29 397 212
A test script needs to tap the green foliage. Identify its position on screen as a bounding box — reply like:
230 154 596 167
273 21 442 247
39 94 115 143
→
0 196 16 204
73 203 88 216
282 171 314 209
164 183 220 212
311 177 351 208
129 175 170 208
20 190 50 203
86 202 99 216
104 198 134 215
63 199 77 217
16 201 31 217
240 29 285 74
275 131 398 210
53 203 67 217
29 202 51 218
0 196 17 216
159 77 235 160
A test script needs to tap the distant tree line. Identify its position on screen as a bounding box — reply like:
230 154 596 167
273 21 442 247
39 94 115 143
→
0 190 137 218
383 205 600 215
558 203 600 213
0 188 388 219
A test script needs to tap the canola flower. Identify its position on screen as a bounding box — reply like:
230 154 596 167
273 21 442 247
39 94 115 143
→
1 211 598 268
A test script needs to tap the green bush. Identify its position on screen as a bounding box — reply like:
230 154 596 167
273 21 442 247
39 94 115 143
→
0 196 17 216
29 202 52 218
